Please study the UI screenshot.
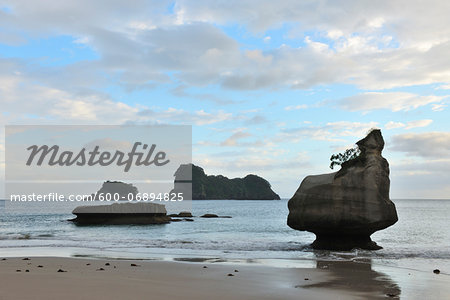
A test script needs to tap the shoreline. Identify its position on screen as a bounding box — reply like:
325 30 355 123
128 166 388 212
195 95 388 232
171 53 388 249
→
0 256 449 299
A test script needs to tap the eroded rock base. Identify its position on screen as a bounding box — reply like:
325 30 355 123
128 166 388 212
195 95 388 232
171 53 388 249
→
311 234 382 250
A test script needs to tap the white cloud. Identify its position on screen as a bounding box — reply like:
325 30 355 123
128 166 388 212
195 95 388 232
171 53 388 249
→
385 121 405 130
284 104 308 111
390 132 450 158
436 84 450 90
404 119 433 129
220 130 252 146
431 103 447 111
385 119 433 130
1 1 450 91
0 60 234 126
338 92 444 112
280 121 378 142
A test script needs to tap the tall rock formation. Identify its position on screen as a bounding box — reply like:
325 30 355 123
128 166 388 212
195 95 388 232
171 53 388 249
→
287 129 398 250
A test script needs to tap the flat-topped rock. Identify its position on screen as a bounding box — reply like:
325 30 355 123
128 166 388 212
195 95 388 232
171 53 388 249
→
73 202 166 214
71 203 169 225
287 129 398 250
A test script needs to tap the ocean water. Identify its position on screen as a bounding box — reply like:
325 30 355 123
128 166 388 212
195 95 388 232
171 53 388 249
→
0 199 449 272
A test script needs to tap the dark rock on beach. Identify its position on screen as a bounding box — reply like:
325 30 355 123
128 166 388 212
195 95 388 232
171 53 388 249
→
287 129 398 250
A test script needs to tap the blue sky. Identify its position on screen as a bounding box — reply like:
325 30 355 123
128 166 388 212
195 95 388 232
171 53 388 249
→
1 0 450 198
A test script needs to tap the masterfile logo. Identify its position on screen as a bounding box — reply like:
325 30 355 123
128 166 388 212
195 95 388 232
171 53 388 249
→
5 125 192 206
25 142 170 172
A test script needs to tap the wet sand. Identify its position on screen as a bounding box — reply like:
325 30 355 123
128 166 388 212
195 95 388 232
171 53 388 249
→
0 257 448 299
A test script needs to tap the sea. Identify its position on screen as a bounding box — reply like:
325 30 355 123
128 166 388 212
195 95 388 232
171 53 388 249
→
0 198 449 273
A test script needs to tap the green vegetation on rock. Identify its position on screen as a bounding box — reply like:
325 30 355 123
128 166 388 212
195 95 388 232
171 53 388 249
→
172 164 280 200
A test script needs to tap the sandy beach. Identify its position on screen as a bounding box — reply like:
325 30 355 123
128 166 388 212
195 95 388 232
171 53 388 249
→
0 257 342 300
0 256 447 299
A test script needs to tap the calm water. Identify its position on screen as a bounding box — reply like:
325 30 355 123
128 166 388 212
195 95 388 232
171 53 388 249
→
0 199 449 272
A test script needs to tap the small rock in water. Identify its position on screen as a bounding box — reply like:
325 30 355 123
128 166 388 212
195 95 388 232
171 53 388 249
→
96 268 105 271
227 273 234 276
105 263 110 266
201 214 219 218
37 265 43 268
304 278 309 280
184 218 194 222
16 269 21 272
57 269 66 273
25 270 29 273
203 266 208 269
234 269 239 272
86 263 91 266
433 269 440 274
22 258 30 261
130 263 140 267
386 293 398 298
1 258 6 261
178 211 193 218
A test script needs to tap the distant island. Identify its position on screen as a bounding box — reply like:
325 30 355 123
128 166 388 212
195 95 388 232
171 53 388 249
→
172 164 280 200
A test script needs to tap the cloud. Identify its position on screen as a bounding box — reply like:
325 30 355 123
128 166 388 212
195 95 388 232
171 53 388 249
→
390 132 450 158
1 1 450 92
385 121 405 130
404 119 433 129
243 115 269 125
436 84 450 90
280 121 378 142
137 108 233 125
83 138 132 150
385 119 433 130
0 59 234 126
284 104 308 111
338 92 444 112
220 130 252 146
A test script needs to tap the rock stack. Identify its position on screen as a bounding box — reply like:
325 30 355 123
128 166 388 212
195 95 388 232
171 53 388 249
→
287 129 398 250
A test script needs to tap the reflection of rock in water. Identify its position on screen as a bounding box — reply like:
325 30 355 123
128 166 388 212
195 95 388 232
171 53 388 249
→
301 260 401 299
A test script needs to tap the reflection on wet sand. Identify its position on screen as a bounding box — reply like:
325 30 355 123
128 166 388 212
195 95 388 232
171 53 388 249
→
301 259 401 299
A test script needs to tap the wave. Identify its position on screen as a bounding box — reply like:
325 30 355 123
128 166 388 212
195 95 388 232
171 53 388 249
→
0 233 54 240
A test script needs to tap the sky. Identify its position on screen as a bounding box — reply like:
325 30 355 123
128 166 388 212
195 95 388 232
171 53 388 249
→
0 0 450 198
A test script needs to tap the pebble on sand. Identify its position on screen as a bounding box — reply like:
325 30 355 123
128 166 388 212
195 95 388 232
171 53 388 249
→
227 273 234 276
57 269 66 273
433 269 440 274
